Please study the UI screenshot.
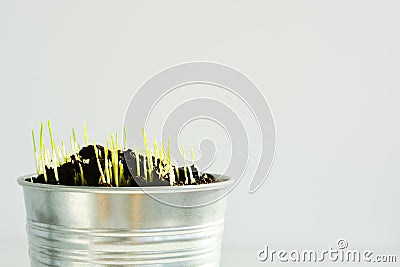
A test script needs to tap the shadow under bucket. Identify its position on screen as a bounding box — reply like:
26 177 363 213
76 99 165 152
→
18 175 234 267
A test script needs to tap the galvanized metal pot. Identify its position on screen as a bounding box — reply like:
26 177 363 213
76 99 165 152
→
18 175 233 267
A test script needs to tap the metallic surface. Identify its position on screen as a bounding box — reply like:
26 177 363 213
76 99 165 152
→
18 175 233 266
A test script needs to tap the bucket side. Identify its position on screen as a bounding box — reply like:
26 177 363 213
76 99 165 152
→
26 218 225 266
20 179 231 266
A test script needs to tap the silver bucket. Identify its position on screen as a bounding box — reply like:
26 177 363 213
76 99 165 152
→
18 175 233 267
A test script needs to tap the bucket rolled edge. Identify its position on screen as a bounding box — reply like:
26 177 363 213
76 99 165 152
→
17 173 234 194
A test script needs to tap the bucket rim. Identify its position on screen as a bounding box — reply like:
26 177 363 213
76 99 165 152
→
17 174 234 194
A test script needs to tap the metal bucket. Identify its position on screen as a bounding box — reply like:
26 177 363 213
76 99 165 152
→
18 175 233 267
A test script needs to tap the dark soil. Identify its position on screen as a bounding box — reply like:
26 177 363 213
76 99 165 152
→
28 145 220 187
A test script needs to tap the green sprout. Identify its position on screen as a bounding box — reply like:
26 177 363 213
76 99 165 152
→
160 141 165 162
189 149 196 184
30 122 205 187
153 140 158 162
167 138 171 167
104 142 110 184
181 146 188 184
93 139 106 184
107 134 117 185
142 128 154 183
191 149 195 165
135 146 140 177
123 126 127 150
84 122 89 146
39 122 47 182
70 128 80 160
108 159 112 185
154 140 163 174
32 130 39 176
169 165 175 186
142 128 148 148
175 160 180 181
168 140 175 186
42 162 47 182
163 138 175 186
146 148 153 182
112 134 119 187
119 160 124 185
44 145 51 180
48 121 59 182
79 162 85 186
47 121 55 153
143 149 147 181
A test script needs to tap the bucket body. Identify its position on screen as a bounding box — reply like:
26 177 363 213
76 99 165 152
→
18 175 233 267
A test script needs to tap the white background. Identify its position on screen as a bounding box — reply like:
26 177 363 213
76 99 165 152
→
1 0 399 266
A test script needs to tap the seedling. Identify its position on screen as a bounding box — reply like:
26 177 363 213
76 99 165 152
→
181 146 188 184
47 121 59 182
79 163 85 186
94 139 106 184
189 149 196 184
134 146 140 177
84 122 89 146
29 122 219 187
123 126 127 150
32 130 39 176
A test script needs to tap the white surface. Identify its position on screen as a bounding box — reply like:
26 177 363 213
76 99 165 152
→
1 0 400 265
